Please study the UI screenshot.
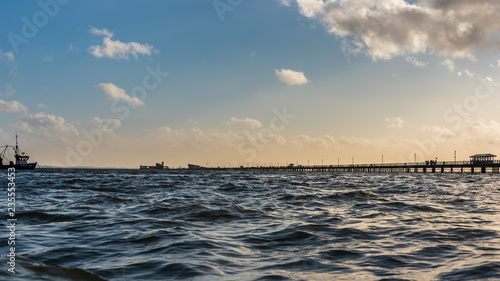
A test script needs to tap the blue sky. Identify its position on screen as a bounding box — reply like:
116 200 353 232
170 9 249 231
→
1 0 500 168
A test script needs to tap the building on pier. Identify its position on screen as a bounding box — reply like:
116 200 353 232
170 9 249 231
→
470 154 497 164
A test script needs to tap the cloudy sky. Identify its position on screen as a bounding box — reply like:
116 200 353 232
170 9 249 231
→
1 0 500 168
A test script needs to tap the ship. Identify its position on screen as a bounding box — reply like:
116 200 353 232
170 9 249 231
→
139 162 169 170
0 135 37 170
188 164 206 170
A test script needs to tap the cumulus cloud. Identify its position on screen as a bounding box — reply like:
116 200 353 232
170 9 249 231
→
98 82 144 106
275 68 309 85
38 103 48 109
88 27 157 60
385 117 404 129
14 112 79 140
292 0 500 60
91 116 122 133
229 117 263 129
0 99 27 113
422 120 500 145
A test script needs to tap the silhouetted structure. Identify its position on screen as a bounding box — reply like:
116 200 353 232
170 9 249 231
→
184 154 500 174
140 162 169 170
470 154 496 164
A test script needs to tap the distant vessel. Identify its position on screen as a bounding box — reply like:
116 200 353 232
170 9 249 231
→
188 164 206 170
0 135 37 170
140 162 169 170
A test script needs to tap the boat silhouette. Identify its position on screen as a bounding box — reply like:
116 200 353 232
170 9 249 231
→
0 135 37 170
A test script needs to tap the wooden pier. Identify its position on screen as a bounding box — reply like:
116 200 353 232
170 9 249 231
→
223 160 500 174
191 154 500 174
180 154 500 174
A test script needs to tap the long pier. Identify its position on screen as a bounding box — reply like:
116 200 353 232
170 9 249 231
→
196 160 500 174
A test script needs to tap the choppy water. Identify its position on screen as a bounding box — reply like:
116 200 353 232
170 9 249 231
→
2 169 500 280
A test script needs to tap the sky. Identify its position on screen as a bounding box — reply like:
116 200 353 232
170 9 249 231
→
1 0 500 168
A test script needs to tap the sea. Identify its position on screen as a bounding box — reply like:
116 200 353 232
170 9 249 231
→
1 169 500 281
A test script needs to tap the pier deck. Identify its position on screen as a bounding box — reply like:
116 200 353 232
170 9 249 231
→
196 160 500 173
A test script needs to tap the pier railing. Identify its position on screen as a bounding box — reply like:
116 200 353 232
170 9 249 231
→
201 159 500 174
262 160 500 169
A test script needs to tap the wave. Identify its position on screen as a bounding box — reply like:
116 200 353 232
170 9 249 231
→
0 256 107 281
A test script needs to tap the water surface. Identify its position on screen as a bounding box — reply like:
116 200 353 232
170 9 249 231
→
2 169 500 280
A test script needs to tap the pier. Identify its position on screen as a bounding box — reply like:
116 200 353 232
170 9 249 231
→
228 161 500 173
189 154 500 174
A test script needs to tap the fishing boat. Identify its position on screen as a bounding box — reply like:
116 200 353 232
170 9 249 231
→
0 135 37 170
139 162 169 170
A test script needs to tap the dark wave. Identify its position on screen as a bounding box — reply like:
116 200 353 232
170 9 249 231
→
0 256 108 281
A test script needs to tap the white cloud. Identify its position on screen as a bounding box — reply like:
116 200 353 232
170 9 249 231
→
0 99 27 113
279 0 292 6
229 117 263 129
14 112 79 140
291 134 336 148
38 103 48 109
385 117 404 129
1 84 16 97
0 49 15 61
91 116 122 133
464 69 475 77
88 27 157 60
458 69 475 77
405 56 427 68
292 0 500 60
275 68 309 85
98 82 144 106
43 55 53 62
422 120 500 145
89 26 114 38
441 59 455 72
